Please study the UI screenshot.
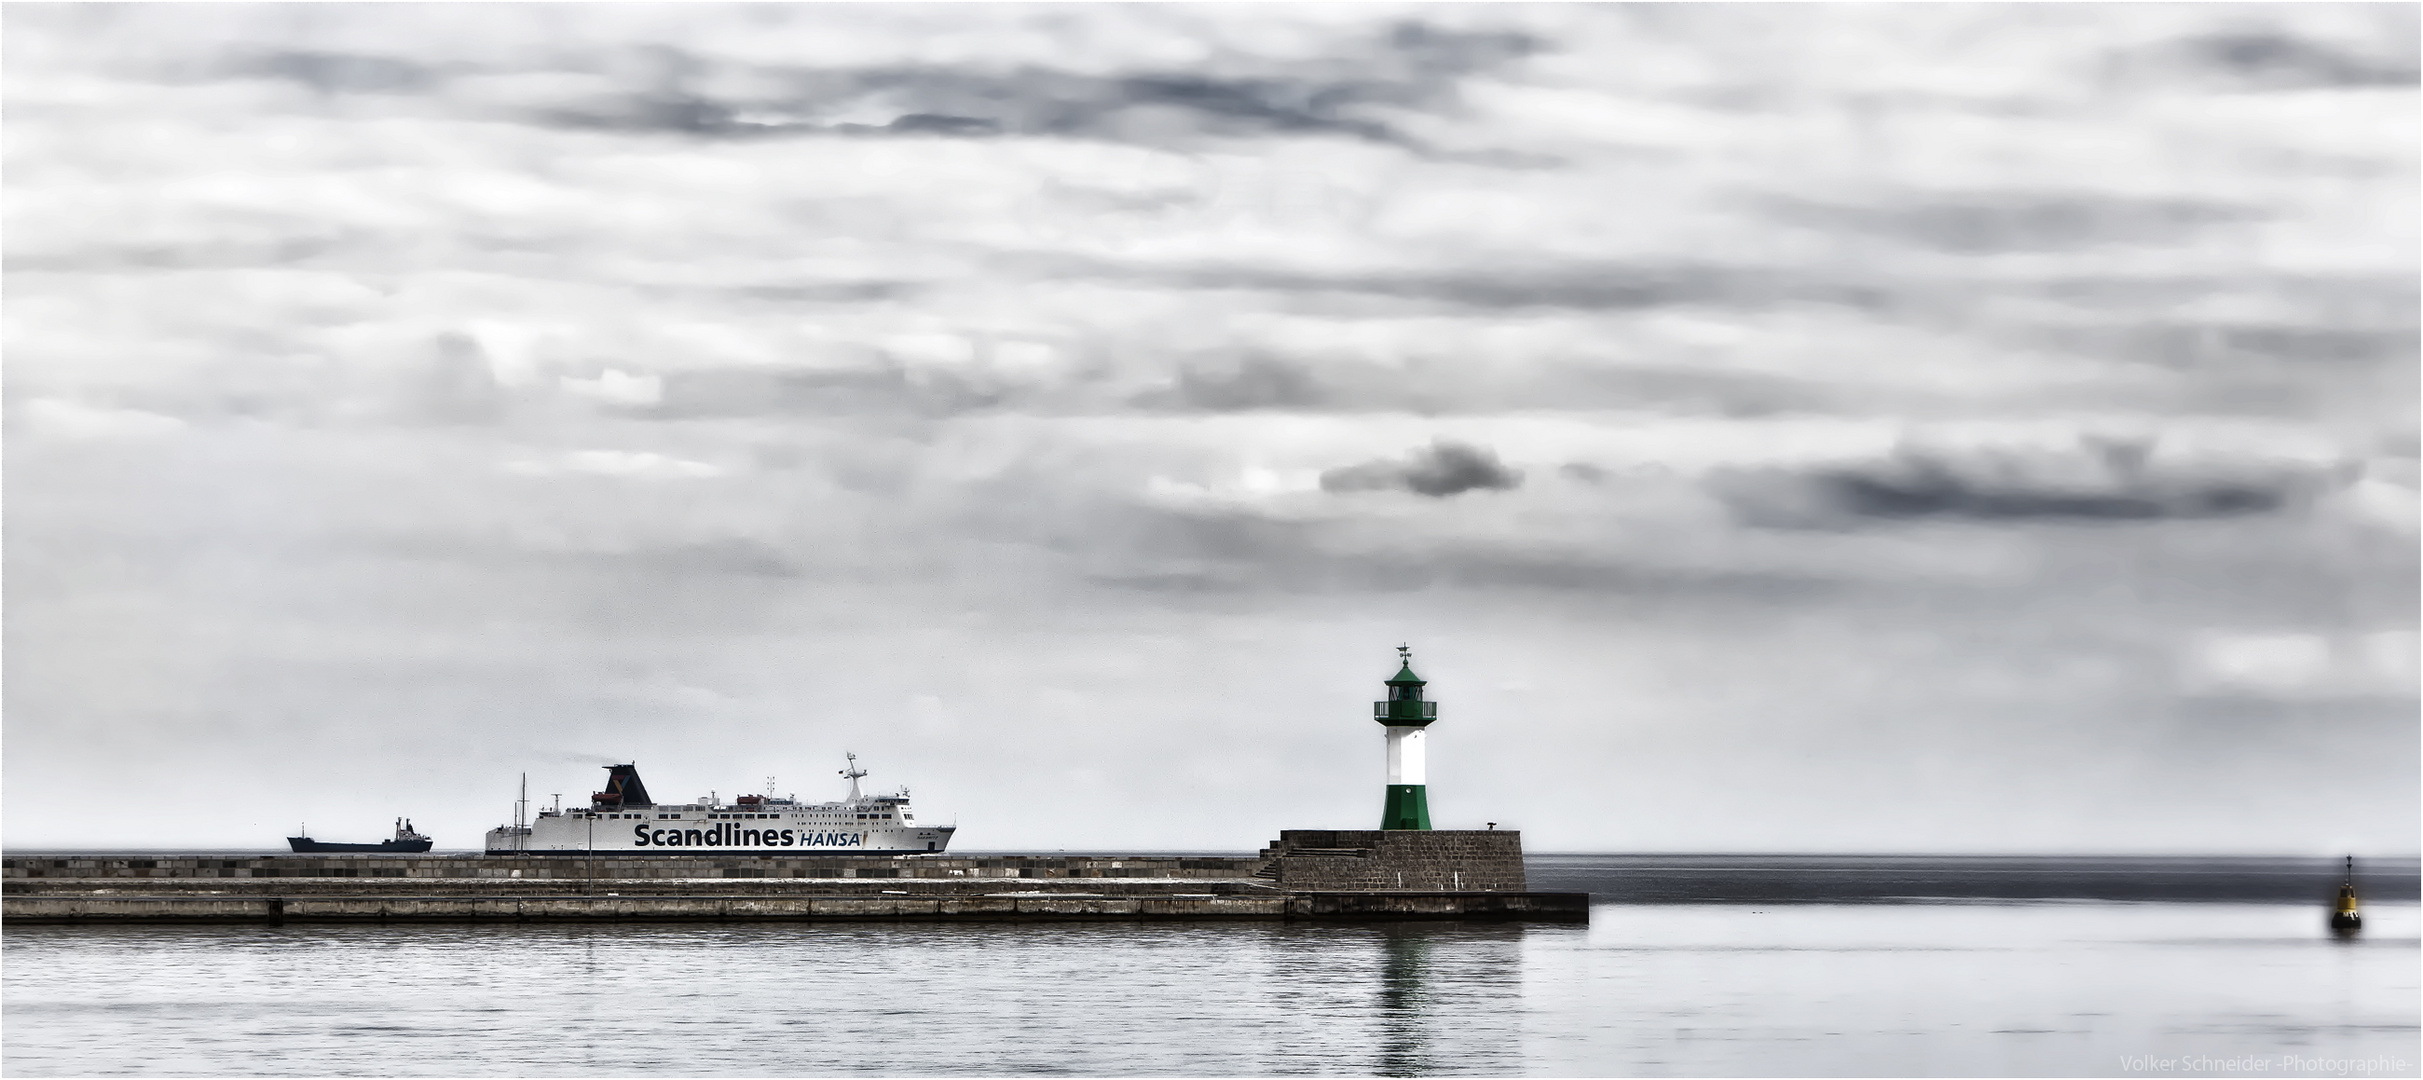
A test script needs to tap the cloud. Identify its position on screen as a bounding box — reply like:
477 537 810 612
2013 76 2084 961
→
504 450 725 480
225 19 1539 151
1767 192 2260 255
559 370 664 408
1719 436 2346 526
1108 261 1839 314
241 50 436 95
1161 357 1330 411
2132 29 2421 91
2182 630 2420 700
1320 439 1524 497
409 334 509 426
3 5 2414 853
17 399 188 440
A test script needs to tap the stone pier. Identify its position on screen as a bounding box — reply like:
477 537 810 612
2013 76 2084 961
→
1 849 1586 924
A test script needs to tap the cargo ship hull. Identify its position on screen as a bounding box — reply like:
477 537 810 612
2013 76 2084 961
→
288 837 436 854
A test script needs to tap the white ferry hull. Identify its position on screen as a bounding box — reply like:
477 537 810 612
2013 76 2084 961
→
487 819 954 856
486 758 954 856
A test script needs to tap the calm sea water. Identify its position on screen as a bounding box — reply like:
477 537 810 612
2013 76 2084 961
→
6 858 2417 1077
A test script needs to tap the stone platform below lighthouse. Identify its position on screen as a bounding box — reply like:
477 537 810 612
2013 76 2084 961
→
1253 830 1529 892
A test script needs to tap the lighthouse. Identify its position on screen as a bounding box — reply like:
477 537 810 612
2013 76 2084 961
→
1375 645 1439 830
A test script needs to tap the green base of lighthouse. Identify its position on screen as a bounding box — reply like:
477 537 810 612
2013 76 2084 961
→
1380 784 1432 831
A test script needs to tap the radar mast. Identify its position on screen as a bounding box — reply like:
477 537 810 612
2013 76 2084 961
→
841 752 869 803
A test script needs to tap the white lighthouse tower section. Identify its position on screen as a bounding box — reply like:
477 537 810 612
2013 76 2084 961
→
1385 726 1427 786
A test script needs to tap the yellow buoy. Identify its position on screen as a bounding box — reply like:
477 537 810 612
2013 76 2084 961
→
2330 855 2362 936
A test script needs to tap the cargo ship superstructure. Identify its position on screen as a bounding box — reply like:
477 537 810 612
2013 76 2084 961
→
485 755 953 855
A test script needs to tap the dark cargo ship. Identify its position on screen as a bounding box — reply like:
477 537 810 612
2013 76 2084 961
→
287 818 433 853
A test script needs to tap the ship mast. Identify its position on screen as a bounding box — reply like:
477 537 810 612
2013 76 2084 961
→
841 752 868 803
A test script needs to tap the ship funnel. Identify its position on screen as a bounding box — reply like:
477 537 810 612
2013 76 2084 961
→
593 763 654 809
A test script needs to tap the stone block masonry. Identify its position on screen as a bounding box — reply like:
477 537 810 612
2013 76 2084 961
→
1 890 1585 924
1254 830 1527 892
0 853 1258 883
1 844 1585 923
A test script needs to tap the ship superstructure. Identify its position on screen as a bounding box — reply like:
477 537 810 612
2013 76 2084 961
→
485 755 954 855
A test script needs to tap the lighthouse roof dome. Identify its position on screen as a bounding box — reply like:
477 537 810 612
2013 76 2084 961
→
1386 659 1425 685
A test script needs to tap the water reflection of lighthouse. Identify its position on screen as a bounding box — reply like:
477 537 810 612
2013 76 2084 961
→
1367 925 1525 1077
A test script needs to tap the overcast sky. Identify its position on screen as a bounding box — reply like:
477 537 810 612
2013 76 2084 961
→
5 4 2415 854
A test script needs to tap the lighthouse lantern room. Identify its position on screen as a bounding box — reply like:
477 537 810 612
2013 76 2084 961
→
1375 645 1439 830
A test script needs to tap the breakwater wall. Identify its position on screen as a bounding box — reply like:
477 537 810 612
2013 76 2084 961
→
2 889 1583 924
2 852 1255 883
2 847 1587 923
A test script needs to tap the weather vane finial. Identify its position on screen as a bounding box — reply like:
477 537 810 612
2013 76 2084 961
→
1397 643 1411 662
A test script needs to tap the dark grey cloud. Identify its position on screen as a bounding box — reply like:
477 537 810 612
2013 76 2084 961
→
733 282 924 305
1064 259 1887 314
1768 192 2261 255
1156 357 1331 412
242 50 436 95
1721 438 2347 526
653 365 1016 420
538 66 1413 144
229 21 1536 149
1088 545 1843 600
2152 30 2420 90
1080 493 1843 600
2047 322 2419 371
1321 439 1523 497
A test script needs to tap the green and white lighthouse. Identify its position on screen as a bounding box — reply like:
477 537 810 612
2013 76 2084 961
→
1375 645 1439 830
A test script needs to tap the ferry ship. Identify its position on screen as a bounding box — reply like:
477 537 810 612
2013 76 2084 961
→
485 755 954 856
